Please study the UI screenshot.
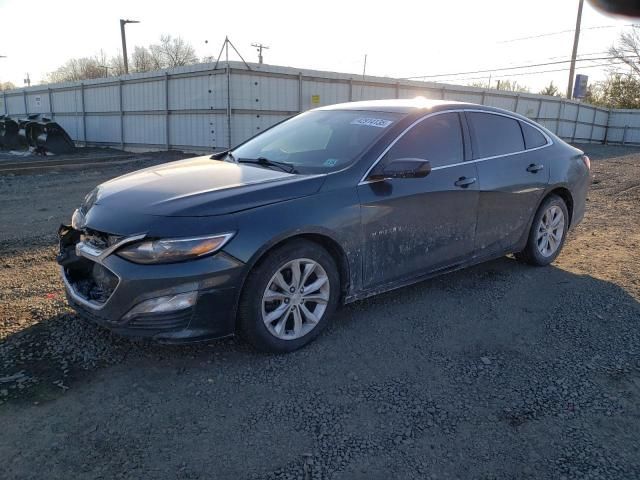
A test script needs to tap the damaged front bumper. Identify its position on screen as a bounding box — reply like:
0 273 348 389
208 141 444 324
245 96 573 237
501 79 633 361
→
57 224 245 342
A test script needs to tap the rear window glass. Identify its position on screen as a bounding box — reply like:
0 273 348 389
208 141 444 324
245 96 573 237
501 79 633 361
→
467 112 525 159
520 121 548 149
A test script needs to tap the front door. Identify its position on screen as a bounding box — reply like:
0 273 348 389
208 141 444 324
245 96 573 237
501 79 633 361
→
357 112 479 289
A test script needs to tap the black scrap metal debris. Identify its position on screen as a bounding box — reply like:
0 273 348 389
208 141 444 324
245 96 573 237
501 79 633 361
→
0 114 75 154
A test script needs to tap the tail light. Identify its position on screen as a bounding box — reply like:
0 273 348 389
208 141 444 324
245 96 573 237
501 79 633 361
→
581 154 591 170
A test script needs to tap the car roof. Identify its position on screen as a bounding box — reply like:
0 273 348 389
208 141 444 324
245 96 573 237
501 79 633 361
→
316 98 471 114
314 98 549 129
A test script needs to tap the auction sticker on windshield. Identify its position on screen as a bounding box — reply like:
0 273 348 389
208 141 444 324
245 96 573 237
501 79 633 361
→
350 118 394 128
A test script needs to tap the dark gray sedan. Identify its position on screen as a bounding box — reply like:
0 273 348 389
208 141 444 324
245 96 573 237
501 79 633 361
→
58 99 591 352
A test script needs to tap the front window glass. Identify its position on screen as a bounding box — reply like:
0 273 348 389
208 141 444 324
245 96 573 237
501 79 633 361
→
382 113 464 168
231 110 402 173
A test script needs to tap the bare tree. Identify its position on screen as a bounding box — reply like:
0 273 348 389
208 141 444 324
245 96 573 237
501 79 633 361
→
609 26 640 76
585 73 640 108
45 35 200 83
539 81 560 97
109 53 127 77
131 46 158 72
0 81 16 91
48 57 105 82
495 79 530 93
468 79 530 92
149 34 198 68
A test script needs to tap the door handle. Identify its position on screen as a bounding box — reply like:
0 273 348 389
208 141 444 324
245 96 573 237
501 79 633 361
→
526 163 544 173
454 176 476 188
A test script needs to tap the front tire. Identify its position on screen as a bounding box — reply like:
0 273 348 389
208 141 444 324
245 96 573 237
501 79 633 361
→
238 239 340 353
516 194 569 266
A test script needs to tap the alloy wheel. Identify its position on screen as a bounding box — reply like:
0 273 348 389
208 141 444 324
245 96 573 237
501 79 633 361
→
536 205 565 257
261 258 330 340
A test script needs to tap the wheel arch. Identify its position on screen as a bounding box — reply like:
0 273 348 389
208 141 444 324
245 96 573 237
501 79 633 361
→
543 186 574 227
235 229 352 321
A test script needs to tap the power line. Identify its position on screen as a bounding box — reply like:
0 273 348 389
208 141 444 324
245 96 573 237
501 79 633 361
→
436 61 625 84
402 55 635 80
497 23 634 44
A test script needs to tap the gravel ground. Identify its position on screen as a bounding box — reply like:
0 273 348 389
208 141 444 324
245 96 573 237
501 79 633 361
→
0 145 639 479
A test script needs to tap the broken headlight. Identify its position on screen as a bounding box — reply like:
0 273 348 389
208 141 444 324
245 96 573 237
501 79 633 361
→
116 233 234 264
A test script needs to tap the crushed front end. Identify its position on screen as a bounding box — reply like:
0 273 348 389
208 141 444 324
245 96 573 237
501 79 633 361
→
57 223 245 343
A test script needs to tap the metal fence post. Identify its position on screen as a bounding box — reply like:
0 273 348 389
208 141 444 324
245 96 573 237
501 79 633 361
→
556 100 563 137
119 80 125 150
514 94 520 114
47 87 53 119
481 90 486 105
395 81 400 99
23 90 28 115
298 73 303 111
165 72 170 150
535 99 542 121
603 108 612 145
572 103 580 142
622 124 628 145
589 107 597 143
2 91 7 115
440 86 446 100
226 64 232 149
80 83 86 144
349 79 354 102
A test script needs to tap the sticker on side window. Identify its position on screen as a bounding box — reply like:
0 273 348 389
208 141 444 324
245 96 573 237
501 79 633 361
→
350 118 394 128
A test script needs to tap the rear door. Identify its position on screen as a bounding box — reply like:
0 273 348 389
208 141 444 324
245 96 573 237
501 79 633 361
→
465 111 551 254
358 112 479 288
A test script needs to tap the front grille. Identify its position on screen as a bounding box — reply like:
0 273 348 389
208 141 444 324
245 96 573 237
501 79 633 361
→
72 300 192 334
127 310 193 331
64 259 119 306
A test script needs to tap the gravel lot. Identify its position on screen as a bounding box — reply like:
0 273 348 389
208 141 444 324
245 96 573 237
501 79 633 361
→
0 145 639 479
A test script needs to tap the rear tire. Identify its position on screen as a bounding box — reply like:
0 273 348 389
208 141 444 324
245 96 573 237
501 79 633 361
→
516 194 569 266
238 239 340 353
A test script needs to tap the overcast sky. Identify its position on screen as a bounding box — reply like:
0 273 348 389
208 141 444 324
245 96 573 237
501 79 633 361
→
0 0 634 92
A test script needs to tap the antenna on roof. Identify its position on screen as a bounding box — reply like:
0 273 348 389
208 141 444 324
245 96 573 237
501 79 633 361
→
213 37 252 70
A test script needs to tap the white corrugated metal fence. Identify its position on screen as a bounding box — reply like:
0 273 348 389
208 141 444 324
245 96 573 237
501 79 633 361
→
1 61 636 152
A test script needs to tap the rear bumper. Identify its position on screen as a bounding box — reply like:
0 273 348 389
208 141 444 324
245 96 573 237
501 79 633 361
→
59 226 246 343
570 169 592 229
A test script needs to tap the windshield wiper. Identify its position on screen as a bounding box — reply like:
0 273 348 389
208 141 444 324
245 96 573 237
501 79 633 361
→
238 157 297 173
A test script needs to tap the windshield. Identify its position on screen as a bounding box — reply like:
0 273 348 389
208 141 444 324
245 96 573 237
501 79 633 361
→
230 110 402 174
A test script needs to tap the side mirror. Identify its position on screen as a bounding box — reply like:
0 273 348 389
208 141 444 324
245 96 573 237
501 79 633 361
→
369 158 432 181
210 149 230 160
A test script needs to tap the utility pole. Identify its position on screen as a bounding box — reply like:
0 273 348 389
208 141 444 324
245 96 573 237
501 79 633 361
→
251 43 269 64
567 0 584 99
120 19 140 75
98 65 111 77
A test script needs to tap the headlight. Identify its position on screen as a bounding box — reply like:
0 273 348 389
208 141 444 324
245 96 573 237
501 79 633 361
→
116 233 234 264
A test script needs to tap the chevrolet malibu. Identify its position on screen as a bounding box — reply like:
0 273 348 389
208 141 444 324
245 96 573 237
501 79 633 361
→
58 99 591 352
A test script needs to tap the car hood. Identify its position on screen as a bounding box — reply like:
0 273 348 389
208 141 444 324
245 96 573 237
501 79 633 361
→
89 156 326 217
